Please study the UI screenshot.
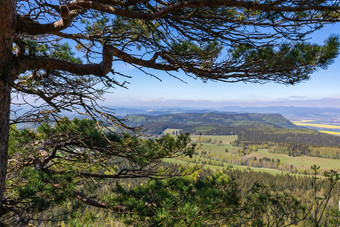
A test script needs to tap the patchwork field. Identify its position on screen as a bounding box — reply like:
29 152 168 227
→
172 135 340 175
166 157 290 175
244 149 340 170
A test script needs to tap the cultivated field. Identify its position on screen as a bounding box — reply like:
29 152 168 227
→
172 135 340 175
162 128 183 135
191 135 237 144
319 130 340 135
166 157 290 175
292 122 340 129
292 120 340 135
245 149 340 170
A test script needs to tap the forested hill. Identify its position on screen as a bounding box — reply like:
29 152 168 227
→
126 112 300 134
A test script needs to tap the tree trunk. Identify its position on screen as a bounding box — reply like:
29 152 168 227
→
0 80 10 209
0 0 16 208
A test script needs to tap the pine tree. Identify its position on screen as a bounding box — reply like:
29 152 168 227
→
0 0 340 219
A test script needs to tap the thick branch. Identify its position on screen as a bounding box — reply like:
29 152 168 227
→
12 45 177 78
73 190 128 212
110 46 178 71
16 56 103 76
65 0 340 20
16 0 340 36
79 166 162 179
52 32 177 70
13 45 114 77
17 5 79 35
73 191 108 208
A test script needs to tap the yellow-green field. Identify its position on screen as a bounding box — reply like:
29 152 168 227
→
297 120 315 123
191 135 237 144
292 122 340 129
245 149 340 171
165 158 294 175
169 135 340 175
292 120 340 135
162 128 183 135
319 130 340 135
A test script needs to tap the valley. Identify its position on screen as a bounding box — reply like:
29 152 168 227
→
126 112 340 175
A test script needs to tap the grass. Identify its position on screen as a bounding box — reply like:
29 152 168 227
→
245 149 340 171
162 128 183 135
190 135 237 144
197 142 235 154
165 158 292 175
161 134 340 177
187 135 312 175
183 135 340 175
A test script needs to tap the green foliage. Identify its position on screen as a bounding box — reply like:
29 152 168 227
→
170 40 222 68
4 118 197 225
24 41 81 64
68 212 99 227
236 127 340 147
84 16 160 50
6 165 71 215
8 125 36 156
107 170 326 226
231 36 339 84
268 143 340 159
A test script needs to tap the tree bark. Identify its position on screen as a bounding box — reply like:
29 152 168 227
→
0 0 16 208
0 79 10 209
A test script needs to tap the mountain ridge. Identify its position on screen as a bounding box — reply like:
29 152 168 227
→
126 112 300 135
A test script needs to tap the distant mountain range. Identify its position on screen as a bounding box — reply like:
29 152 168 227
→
11 105 340 128
216 106 340 121
125 112 301 135
107 106 340 121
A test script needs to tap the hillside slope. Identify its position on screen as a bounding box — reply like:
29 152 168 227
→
127 112 300 134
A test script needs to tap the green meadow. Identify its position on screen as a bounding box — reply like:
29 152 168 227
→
165 158 289 175
245 149 340 170
191 135 237 144
170 135 340 175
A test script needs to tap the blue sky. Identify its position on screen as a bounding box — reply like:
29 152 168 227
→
103 23 340 108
